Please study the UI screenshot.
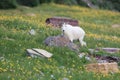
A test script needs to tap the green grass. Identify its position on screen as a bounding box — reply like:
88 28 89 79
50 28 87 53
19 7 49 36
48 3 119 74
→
0 3 120 80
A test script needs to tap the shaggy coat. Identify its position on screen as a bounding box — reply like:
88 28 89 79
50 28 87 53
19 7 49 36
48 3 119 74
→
61 23 86 46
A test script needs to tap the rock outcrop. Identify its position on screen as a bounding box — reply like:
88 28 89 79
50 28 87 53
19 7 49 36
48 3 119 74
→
44 35 79 52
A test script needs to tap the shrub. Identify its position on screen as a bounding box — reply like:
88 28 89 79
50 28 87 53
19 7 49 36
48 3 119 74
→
39 0 54 4
76 0 88 7
91 0 120 11
0 0 17 9
54 0 77 5
110 0 120 11
17 0 39 7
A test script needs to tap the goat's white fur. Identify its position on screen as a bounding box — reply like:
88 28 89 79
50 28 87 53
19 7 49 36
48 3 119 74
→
61 23 86 46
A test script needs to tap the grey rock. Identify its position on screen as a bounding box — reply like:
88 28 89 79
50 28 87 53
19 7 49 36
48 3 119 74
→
78 53 91 61
97 60 108 63
89 48 120 54
62 77 69 80
29 29 36 35
85 56 91 61
26 49 53 58
44 35 79 52
78 53 86 58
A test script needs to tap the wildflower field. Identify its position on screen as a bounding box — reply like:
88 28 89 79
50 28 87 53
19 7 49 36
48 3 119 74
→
0 3 120 80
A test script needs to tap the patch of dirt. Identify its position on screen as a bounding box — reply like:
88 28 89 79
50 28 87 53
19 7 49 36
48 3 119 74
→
112 24 120 28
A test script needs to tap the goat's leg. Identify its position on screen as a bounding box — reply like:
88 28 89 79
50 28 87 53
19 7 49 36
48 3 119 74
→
79 36 86 46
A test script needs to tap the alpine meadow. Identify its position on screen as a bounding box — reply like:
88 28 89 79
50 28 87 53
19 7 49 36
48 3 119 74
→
0 3 120 80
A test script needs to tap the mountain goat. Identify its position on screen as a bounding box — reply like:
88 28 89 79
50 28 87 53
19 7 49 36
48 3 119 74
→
61 23 86 46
